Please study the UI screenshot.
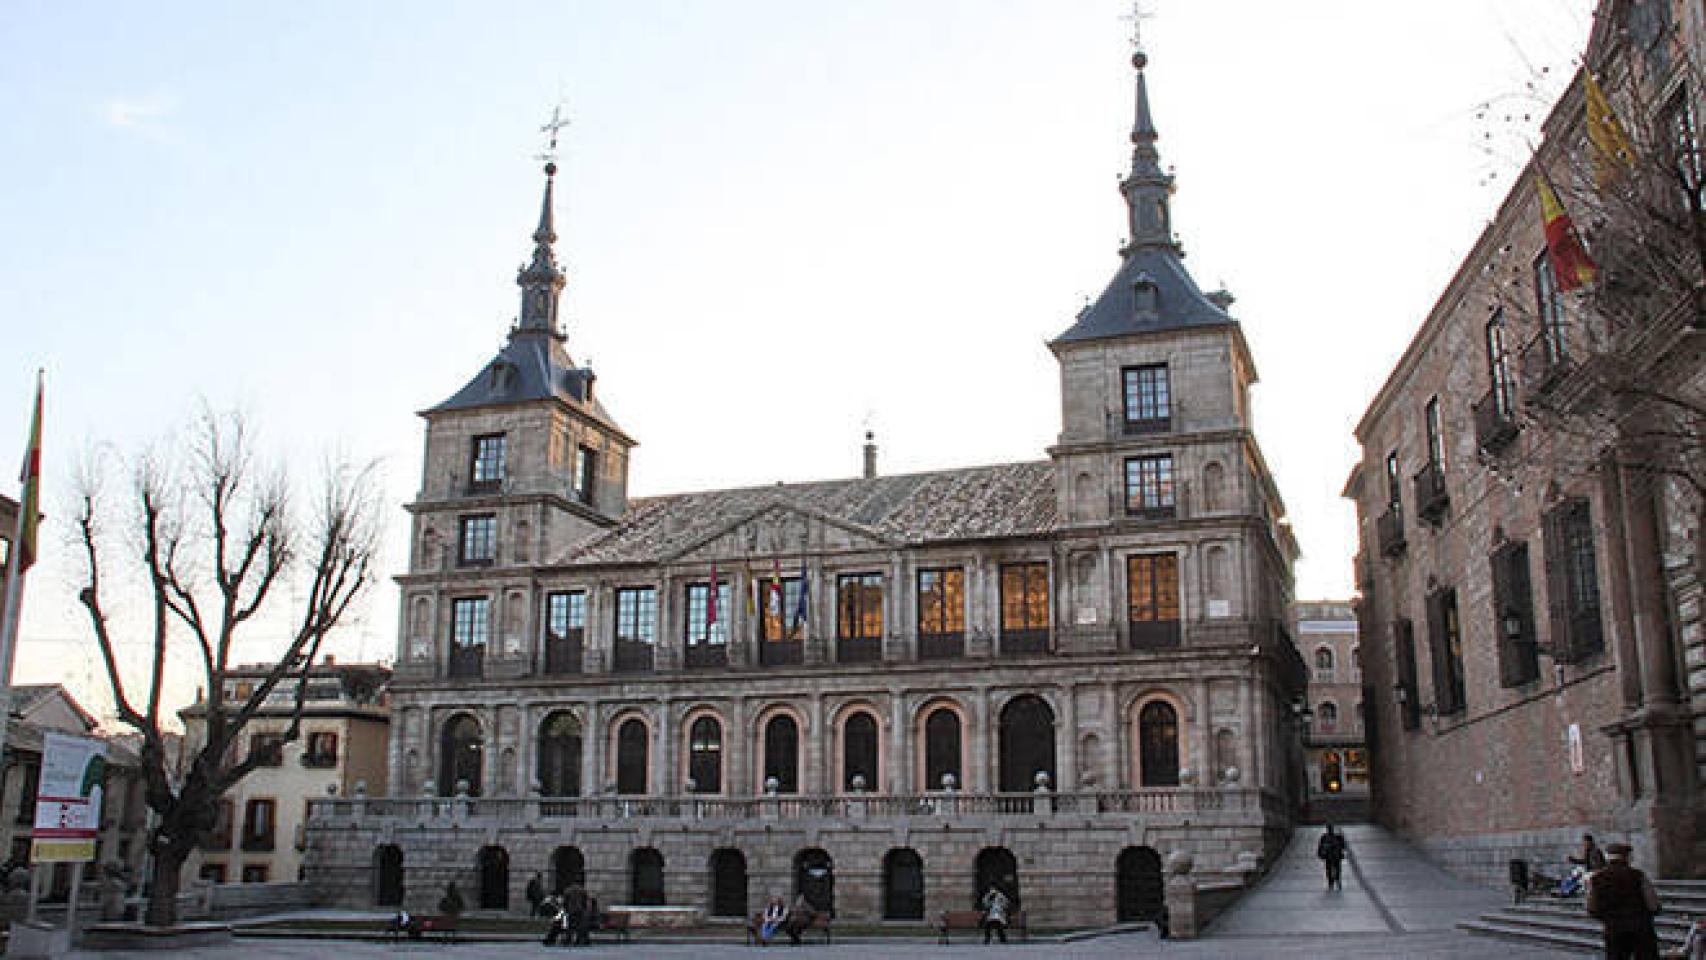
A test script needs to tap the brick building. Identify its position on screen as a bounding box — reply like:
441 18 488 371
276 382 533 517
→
1294 601 1369 822
305 43 1306 927
1345 0 1703 884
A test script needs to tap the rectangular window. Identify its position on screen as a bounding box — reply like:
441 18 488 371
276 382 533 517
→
1491 541 1539 687
1426 588 1467 716
241 798 276 852
1543 498 1604 662
1394 619 1420 730
249 733 286 767
241 864 269 884
999 562 1050 654
449 597 489 678
1123 455 1176 517
1663 87 1702 208
14 762 39 826
1535 252 1566 364
303 732 338 767
469 433 506 491
1424 397 1445 468
757 576 805 666
203 799 234 850
836 573 884 663
1121 364 1172 433
574 445 598 505
1485 310 1514 416
1384 451 1401 508
916 568 965 659
615 587 657 644
544 590 586 674
1126 554 1180 649
685 582 730 668
457 514 496 566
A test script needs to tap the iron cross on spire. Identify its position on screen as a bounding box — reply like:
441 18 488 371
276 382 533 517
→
537 105 570 165
1120 0 1153 52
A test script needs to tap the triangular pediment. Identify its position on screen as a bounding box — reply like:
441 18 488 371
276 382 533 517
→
666 501 900 564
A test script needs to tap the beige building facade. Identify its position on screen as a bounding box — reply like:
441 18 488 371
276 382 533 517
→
1294 601 1369 821
305 44 1307 928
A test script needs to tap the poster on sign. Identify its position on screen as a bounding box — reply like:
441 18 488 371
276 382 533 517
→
30 731 108 863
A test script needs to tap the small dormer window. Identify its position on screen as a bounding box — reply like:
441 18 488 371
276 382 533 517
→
1131 273 1158 316
491 361 517 394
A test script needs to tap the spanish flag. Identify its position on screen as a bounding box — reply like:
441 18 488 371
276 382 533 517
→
1582 71 1634 189
14 374 41 573
1538 172 1598 292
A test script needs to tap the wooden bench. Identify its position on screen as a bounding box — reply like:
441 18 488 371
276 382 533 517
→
935 908 1027 944
744 911 832 945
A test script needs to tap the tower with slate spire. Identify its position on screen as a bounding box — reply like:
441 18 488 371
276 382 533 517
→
1048 45 1292 643
398 160 636 680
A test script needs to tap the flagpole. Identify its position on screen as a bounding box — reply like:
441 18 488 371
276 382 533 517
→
0 482 31 768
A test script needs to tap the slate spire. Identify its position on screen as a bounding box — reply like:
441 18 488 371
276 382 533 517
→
516 161 567 338
1120 49 1177 253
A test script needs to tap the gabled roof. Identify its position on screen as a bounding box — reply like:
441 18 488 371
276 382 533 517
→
555 461 1058 566
1052 245 1234 344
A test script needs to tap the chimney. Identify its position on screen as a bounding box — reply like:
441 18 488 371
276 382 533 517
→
862 431 878 480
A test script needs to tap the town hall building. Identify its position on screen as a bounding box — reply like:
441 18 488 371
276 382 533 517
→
305 42 1306 928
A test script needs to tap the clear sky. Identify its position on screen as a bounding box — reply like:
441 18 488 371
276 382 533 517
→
0 0 1594 725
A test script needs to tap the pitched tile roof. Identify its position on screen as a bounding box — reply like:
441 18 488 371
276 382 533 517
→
557 461 1058 566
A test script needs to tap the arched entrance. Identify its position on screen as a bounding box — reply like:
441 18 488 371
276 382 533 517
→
793 848 834 915
1115 846 1164 921
998 695 1056 793
537 711 583 797
882 848 925 920
617 718 649 795
551 846 585 896
477 845 509 909
708 848 748 918
439 713 483 796
973 847 1020 909
631 848 665 905
764 715 799 793
1139 700 1181 786
374 845 404 907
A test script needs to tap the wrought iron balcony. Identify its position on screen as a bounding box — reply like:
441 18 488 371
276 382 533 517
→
1122 416 1171 436
612 640 655 673
1412 461 1449 526
684 643 728 669
1128 620 1182 651
758 639 803 667
446 646 485 680
1519 332 1572 398
918 632 965 660
543 638 584 675
835 636 882 664
1376 505 1406 558
998 630 1050 656
1472 387 1520 453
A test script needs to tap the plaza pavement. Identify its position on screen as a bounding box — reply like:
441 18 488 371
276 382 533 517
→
62 824 1578 959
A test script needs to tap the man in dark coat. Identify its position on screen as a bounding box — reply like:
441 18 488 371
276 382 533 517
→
526 872 546 917
1586 842 1661 960
1316 824 1347 891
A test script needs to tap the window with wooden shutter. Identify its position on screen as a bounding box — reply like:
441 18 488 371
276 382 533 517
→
1425 588 1466 716
1542 498 1604 663
1491 541 1540 687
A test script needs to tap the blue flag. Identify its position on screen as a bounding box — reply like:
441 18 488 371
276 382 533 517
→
791 558 810 636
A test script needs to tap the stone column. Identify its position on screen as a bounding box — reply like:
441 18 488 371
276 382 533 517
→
1600 457 1646 710
1237 679 1256 788
729 698 749 797
730 571 752 668
584 701 605 796
1059 687 1078 792
887 551 912 662
1192 680 1212 782
888 691 909 794
806 695 827 794
656 699 675 795
657 571 680 672
481 705 500 795
972 688 992 793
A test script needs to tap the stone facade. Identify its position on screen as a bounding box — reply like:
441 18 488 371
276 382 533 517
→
1294 601 1369 816
304 44 1305 928
1345 0 1703 882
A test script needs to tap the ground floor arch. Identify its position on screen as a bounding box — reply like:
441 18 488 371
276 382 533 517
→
973 847 1020 910
882 848 925 920
374 845 403 907
477 845 509 909
1115 846 1163 921
793 848 834 915
708 848 748 918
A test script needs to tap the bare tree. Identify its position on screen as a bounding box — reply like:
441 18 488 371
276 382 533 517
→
72 410 380 927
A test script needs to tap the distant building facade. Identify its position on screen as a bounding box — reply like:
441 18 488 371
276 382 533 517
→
1345 0 1703 883
183 662 389 885
1293 601 1369 819
305 43 1306 927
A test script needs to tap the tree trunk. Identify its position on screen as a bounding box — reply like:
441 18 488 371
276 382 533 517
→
144 843 189 928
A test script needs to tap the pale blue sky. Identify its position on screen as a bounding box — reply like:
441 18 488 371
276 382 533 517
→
0 0 1593 723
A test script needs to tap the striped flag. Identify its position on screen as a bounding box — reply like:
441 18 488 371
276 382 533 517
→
791 558 810 637
1538 172 1599 292
14 375 41 572
707 562 720 627
1582 71 1634 189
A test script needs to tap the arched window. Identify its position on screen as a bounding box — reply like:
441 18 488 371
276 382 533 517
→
688 716 722 794
882 848 925 920
1115 847 1164 921
537 712 582 797
998 695 1056 793
1138 701 1180 787
438 713 483 797
763 715 799 794
924 708 962 790
1201 462 1225 512
1315 647 1334 671
551 846 584 896
842 712 879 791
630 848 665 905
708 848 747 918
617 719 649 795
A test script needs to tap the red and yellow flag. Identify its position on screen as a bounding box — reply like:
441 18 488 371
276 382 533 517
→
15 375 41 573
1538 173 1598 292
1582 71 1634 189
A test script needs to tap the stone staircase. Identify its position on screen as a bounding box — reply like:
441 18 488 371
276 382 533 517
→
1461 880 1705 953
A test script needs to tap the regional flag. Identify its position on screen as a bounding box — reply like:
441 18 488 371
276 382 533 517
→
1582 71 1634 189
1538 172 1598 291
790 558 810 636
14 374 41 572
707 563 720 627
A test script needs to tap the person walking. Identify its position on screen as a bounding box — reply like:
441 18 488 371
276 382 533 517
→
526 871 546 918
1586 842 1662 960
980 886 1011 945
1317 823 1348 891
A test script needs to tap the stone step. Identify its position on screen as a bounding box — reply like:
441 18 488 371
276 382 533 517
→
1458 918 1600 955
1464 908 1688 954
1506 903 1691 935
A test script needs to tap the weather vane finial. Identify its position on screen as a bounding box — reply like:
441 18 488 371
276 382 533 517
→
1120 0 1152 53
538 104 570 167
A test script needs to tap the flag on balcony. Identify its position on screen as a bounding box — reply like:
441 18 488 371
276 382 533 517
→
1538 172 1598 291
790 558 810 637
767 558 783 618
745 565 758 618
707 563 720 627
1582 71 1635 189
